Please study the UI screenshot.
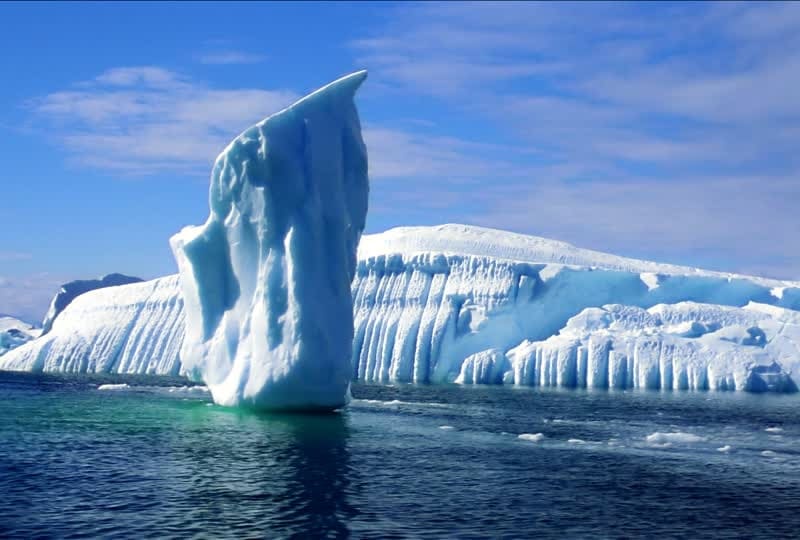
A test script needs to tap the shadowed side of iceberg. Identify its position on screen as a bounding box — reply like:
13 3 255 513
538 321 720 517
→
170 71 369 411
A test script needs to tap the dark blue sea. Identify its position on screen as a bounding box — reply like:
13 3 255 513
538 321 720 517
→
1 371 799 539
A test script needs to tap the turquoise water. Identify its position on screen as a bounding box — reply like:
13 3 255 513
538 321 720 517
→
1 371 799 538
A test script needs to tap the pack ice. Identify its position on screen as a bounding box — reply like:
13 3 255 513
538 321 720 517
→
170 71 368 410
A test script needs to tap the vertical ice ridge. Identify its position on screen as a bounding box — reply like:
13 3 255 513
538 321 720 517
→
379 267 411 381
391 267 433 381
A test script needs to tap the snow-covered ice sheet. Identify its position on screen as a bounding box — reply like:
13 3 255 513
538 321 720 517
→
0 276 184 374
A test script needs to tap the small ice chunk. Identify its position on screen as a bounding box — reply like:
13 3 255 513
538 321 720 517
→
97 383 130 391
646 432 706 445
518 433 545 442
166 385 210 394
717 445 732 453
640 272 660 291
765 427 783 433
439 425 455 431
568 438 586 444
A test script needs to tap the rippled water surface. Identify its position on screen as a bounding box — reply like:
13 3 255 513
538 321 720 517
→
1 371 799 538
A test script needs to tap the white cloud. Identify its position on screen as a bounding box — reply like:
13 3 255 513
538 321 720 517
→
30 66 297 175
364 126 526 180
93 66 186 88
353 2 800 279
0 273 67 323
197 51 266 65
0 252 32 262
471 172 799 274
21 8 800 281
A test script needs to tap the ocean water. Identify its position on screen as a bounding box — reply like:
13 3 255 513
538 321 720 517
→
1 371 799 539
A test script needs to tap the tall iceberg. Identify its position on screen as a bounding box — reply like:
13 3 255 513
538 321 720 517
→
170 71 369 410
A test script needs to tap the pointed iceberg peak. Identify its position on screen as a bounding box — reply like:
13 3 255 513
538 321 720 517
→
171 72 370 411
240 70 367 142
290 69 367 109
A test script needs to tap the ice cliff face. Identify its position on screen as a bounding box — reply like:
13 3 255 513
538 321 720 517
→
41 273 143 334
352 225 800 390
3 224 799 393
170 71 369 410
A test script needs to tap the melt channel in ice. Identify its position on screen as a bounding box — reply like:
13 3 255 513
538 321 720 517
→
170 71 369 411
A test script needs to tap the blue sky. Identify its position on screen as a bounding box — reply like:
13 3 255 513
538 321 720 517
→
1 1 799 321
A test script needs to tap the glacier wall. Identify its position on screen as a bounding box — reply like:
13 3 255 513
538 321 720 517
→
170 71 369 410
3 223 800 393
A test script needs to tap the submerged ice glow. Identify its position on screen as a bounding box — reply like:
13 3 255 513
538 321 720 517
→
170 71 369 410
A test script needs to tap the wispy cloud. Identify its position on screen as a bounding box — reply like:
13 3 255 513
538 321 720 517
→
473 172 800 277
197 51 266 65
20 5 800 281
364 126 527 180
0 252 32 262
0 272 67 323
353 2 800 279
29 66 297 175
29 65 519 183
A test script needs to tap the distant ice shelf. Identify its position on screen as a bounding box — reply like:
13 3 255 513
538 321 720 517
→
3 224 799 393
0 276 184 375
0 316 39 356
41 273 143 335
